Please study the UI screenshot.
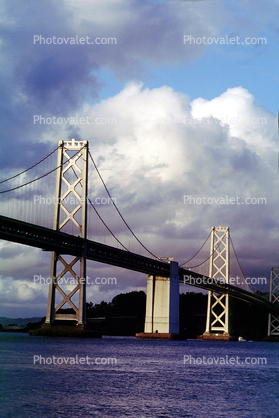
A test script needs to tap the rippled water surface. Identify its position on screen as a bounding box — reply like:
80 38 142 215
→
0 333 279 417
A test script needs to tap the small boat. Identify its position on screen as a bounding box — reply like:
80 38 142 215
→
238 336 246 342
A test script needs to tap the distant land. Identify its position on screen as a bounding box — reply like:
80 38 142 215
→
0 317 43 327
0 290 270 339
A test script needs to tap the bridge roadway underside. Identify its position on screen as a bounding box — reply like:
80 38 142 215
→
1 215 278 315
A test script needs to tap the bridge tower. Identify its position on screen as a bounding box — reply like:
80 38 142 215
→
136 260 180 339
267 267 279 339
199 226 234 340
44 138 88 330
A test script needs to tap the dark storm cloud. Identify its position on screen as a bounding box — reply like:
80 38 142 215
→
0 0 226 169
0 0 278 316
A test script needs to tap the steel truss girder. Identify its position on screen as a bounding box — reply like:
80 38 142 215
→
268 267 279 336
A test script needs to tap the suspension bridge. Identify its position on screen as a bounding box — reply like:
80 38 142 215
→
0 138 278 339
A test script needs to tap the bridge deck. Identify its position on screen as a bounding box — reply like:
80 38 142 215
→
0 215 278 314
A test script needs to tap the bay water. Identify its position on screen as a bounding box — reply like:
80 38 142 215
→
0 333 278 417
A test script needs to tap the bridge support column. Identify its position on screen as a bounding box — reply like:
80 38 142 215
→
136 261 180 339
198 226 235 341
36 139 101 337
267 267 279 341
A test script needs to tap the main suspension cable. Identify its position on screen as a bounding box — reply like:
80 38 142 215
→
87 197 129 251
70 160 129 251
0 145 59 184
184 242 221 270
0 146 85 194
180 231 211 267
229 235 247 282
89 151 160 259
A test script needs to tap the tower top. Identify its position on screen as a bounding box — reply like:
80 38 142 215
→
59 138 88 149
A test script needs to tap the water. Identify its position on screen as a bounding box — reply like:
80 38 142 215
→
0 333 279 418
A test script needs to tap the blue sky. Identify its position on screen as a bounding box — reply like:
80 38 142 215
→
0 0 278 318
94 1 279 113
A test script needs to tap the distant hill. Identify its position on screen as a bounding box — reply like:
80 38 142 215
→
0 290 270 339
0 317 43 327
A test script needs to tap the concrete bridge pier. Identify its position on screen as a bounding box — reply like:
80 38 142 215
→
136 260 180 339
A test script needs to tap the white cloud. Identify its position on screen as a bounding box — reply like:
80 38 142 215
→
34 83 278 275
0 277 39 303
0 242 49 278
1 0 278 318
190 87 275 154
